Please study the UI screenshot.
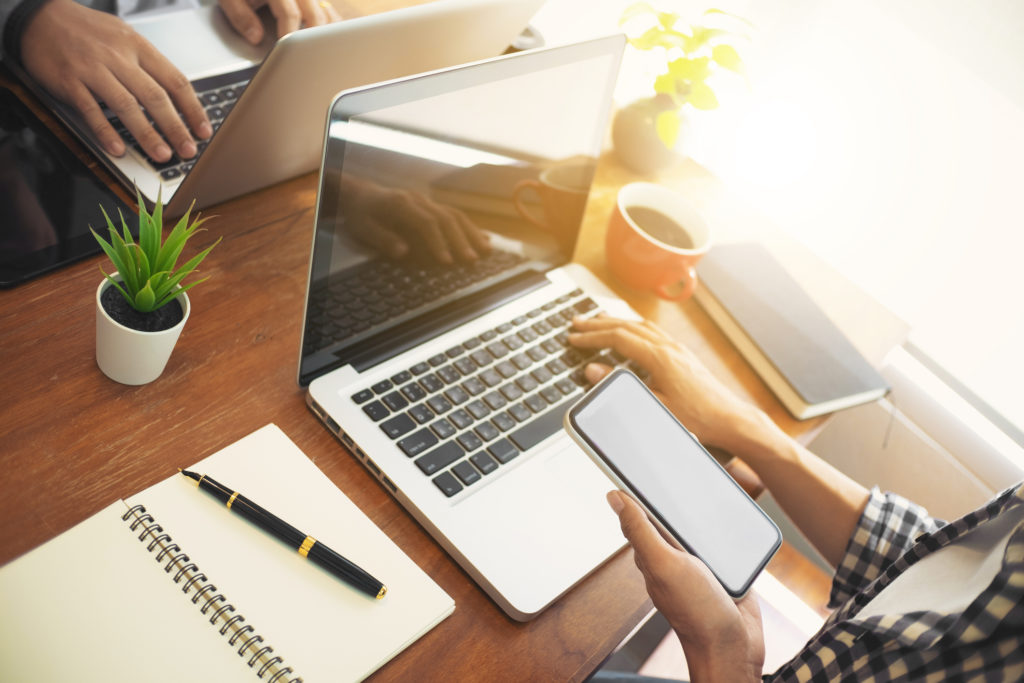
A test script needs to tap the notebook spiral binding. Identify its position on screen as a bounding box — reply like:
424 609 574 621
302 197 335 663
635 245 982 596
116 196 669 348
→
122 504 302 682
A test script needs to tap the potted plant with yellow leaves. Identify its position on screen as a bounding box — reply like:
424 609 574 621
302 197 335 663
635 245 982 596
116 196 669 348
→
613 3 749 174
91 193 219 385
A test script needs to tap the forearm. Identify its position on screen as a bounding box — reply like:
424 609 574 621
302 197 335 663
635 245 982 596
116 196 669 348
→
721 408 870 568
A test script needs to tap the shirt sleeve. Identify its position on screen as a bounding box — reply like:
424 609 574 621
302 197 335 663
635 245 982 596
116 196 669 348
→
828 486 944 606
2 0 52 63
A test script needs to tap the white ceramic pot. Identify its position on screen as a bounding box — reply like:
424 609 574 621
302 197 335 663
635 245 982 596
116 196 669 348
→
95 277 190 385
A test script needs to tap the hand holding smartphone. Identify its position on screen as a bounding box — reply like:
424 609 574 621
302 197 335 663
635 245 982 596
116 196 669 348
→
564 369 781 598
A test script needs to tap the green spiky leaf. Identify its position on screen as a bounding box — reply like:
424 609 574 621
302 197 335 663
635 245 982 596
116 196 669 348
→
90 187 219 314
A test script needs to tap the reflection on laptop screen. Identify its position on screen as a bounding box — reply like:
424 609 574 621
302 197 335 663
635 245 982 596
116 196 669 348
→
301 38 623 385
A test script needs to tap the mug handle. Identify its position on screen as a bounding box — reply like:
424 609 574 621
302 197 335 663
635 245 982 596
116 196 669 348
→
512 180 547 229
656 266 698 301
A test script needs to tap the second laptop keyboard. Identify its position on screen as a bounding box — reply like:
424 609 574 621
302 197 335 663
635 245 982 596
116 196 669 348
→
104 65 260 181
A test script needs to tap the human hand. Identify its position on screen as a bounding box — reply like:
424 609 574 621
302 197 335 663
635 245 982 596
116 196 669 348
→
568 315 761 452
342 178 492 264
607 490 764 683
218 0 343 44
21 0 211 163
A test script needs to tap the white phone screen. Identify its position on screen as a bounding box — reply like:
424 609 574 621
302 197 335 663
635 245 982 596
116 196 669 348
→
569 371 780 596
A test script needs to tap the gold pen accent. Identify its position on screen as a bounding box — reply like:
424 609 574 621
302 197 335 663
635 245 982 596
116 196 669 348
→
298 535 316 557
226 491 238 509
376 585 387 600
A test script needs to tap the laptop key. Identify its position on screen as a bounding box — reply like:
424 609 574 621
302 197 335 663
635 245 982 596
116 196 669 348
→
452 460 481 486
362 400 389 421
416 441 464 475
432 471 463 498
474 421 500 442
509 399 574 452
390 370 412 385
381 391 408 411
426 395 453 414
410 362 430 375
444 386 470 405
448 408 473 429
428 353 446 367
419 374 444 393
398 428 439 457
351 389 373 404
457 431 483 452
487 438 519 464
409 404 434 424
437 365 460 384
469 451 498 475
430 418 457 440
400 383 427 402
371 379 393 394
508 404 531 422
380 413 415 439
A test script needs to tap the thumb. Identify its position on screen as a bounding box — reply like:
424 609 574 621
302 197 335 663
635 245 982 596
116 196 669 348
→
585 362 613 385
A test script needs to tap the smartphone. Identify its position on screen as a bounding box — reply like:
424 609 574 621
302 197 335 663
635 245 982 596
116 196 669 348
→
564 369 781 598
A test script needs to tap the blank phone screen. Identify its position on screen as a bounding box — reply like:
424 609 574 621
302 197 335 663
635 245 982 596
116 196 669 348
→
570 371 780 595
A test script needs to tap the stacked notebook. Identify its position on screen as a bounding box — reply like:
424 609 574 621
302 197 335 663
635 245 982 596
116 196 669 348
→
0 424 454 682
694 243 889 420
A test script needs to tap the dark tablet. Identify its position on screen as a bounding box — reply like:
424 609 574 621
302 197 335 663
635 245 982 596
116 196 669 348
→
0 87 134 288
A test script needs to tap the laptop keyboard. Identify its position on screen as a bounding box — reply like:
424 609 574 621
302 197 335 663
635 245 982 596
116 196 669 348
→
102 66 259 181
304 250 526 355
350 288 646 498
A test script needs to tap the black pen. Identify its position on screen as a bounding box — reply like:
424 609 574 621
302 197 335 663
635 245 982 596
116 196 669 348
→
180 469 387 600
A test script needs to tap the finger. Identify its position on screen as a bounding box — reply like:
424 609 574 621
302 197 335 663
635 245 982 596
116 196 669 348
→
572 314 669 344
451 208 491 255
139 48 212 141
65 80 126 156
567 326 660 369
267 0 302 38
218 0 266 44
583 362 613 385
295 0 328 28
608 491 675 560
436 208 479 261
322 0 342 21
88 68 173 162
354 221 409 259
390 194 452 264
113 62 197 160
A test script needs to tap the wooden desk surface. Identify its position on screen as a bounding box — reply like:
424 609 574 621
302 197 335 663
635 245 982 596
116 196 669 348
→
0 9 905 678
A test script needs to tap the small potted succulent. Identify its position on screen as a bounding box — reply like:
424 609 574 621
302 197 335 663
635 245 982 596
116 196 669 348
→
613 3 749 174
91 192 219 385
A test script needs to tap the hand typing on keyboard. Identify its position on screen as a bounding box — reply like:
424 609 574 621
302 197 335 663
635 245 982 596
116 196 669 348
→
19 0 212 163
341 176 491 265
568 314 757 453
219 0 343 45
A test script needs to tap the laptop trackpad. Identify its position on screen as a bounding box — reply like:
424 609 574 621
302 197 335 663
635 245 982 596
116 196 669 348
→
129 7 274 79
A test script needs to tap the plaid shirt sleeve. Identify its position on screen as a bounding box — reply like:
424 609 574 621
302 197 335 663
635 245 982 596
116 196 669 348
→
828 487 943 606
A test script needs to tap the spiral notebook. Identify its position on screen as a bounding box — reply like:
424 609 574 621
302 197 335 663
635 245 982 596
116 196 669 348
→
0 424 454 682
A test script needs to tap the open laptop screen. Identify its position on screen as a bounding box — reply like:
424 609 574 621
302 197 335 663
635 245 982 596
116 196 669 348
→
300 36 624 385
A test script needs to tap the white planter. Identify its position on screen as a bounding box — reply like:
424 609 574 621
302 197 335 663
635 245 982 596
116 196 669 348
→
95 278 190 385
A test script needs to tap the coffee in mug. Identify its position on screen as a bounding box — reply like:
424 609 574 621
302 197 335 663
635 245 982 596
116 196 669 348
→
605 182 711 301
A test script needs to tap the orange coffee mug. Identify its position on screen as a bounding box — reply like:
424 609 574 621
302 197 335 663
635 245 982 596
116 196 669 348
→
605 182 712 301
512 162 592 253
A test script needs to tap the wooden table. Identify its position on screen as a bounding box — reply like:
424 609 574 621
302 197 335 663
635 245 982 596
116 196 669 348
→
0 8 906 678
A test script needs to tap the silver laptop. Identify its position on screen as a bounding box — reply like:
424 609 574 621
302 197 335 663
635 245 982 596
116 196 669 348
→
300 35 641 620
11 0 543 214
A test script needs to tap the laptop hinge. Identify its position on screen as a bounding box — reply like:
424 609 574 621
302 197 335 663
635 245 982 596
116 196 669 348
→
344 269 550 374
